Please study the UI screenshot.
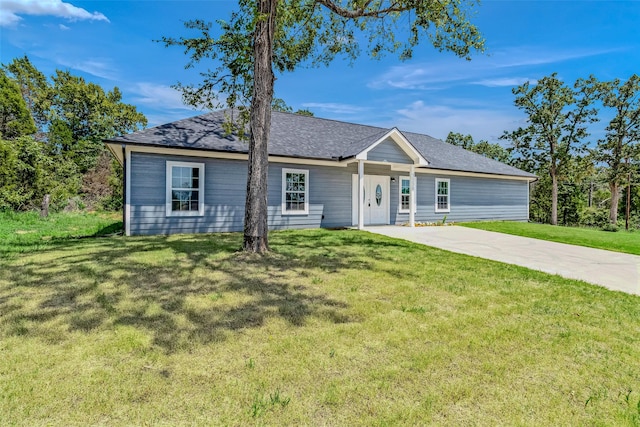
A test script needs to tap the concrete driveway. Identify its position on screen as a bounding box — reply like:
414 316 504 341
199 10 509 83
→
365 225 640 296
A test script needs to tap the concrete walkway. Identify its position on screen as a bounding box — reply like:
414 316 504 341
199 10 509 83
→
365 225 640 296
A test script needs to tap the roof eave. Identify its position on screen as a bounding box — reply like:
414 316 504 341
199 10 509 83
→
104 139 346 163
421 165 537 180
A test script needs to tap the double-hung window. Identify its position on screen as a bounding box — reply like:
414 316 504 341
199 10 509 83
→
166 161 204 216
435 178 450 213
399 176 411 213
282 168 309 215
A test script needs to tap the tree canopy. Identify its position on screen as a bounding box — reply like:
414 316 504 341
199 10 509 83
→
4 56 49 136
48 70 147 173
502 74 598 225
0 57 147 212
595 75 640 224
0 70 37 139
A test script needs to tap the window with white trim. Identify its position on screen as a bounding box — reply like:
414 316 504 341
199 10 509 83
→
399 176 411 213
166 161 204 216
435 178 450 213
282 168 309 215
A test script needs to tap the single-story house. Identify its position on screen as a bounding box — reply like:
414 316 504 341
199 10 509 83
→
104 110 536 236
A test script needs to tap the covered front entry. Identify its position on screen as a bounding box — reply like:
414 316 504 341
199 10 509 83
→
352 174 390 225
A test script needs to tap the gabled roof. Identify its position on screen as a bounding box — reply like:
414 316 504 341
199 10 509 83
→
106 109 536 179
352 128 428 166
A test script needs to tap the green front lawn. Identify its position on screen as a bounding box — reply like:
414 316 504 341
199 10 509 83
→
1 214 640 425
462 221 640 256
0 210 122 256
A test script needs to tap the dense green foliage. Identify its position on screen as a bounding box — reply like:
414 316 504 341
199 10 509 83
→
0 56 146 213
0 137 79 211
0 70 37 138
1 218 640 424
5 55 50 135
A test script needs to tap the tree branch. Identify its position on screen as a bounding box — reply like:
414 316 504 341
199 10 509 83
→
316 0 408 18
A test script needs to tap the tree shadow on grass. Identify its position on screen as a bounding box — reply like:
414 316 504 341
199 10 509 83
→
0 229 399 353
92 221 124 236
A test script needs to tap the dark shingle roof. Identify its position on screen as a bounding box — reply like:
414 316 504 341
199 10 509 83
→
107 110 535 178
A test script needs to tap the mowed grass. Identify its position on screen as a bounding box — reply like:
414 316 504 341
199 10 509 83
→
1 214 640 425
0 210 122 255
462 221 640 256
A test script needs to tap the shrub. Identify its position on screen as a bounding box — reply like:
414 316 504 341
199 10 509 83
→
579 207 610 228
0 136 80 212
601 223 619 232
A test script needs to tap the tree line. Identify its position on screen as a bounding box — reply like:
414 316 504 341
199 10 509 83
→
447 73 640 230
0 56 146 213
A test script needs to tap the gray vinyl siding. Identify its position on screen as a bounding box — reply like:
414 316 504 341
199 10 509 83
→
269 163 353 230
391 174 529 225
129 152 355 235
367 139 413 164
129 153 247 235
128 152 528 235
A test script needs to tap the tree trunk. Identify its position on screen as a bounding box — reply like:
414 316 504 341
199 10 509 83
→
40 194 50 218
626 172 631 230
609 181 619 225
550 171 558 226
243 0 277 253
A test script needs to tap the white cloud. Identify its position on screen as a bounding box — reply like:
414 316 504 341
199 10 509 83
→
389 100 526 143
301 102 366 115
472 77 536 87
493 47 622 69
58 23 69 30
368 46 618 91
0 0 109 27
74 60 115 80
368 62 468 90
52 57 118 80
130 83 196 113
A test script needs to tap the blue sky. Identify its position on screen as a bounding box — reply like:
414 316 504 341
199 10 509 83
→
1 1 639 144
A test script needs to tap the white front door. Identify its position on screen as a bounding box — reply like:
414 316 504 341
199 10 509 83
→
352 174 390 225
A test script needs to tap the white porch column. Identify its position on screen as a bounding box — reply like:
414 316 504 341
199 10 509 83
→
409 165 416 227
358 160 365 230
124 146 131 236
527 180 530 221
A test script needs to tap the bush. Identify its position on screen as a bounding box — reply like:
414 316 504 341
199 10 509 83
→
0 137 48 210
579 207 610 228
0 136 80 212
81 151 115 210
601 223 619 232
100 157 123 211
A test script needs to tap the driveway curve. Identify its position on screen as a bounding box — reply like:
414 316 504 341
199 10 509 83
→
365 225 640 296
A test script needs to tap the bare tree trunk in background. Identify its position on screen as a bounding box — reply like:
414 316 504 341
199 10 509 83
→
243 0 277 253
550 168 558 225
626 172 631 230
609 182 620 225
40 194 50 218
